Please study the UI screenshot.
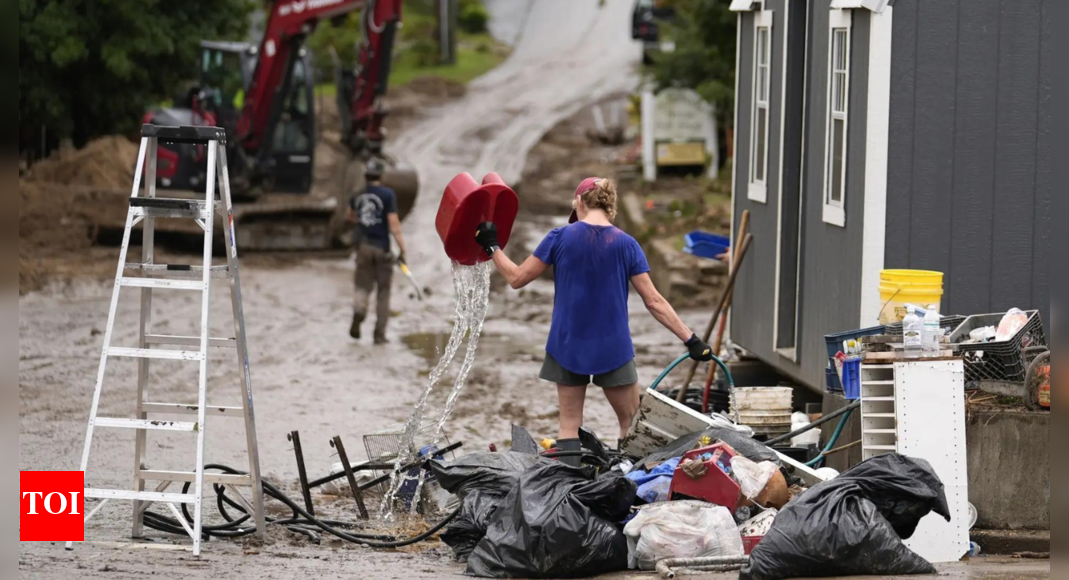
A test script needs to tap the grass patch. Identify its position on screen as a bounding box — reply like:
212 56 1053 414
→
316 32 507 97
391 33 506 85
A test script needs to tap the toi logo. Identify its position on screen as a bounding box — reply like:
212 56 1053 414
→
20 471 85 541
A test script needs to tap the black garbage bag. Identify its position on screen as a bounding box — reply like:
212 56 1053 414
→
428 452 549 560
466 462 637 578
740 454 951 580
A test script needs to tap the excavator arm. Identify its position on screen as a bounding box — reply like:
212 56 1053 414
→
237 0 401 158
347 0 402 153
237 0 371 152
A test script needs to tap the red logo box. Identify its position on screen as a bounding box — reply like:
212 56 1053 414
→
20 471 85 542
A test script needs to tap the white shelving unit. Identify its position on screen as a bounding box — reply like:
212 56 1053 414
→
859 359 970 563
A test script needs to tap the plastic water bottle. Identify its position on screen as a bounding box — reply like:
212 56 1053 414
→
923 304 941 357
903 306 923 359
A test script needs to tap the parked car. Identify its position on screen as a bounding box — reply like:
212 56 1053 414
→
632 0 676 64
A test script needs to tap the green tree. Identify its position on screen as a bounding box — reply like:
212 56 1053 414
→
648 0 736 128
458 0 489 34
306 12 364 75
20 0 255 146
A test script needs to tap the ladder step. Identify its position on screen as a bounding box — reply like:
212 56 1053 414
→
85 488 197 504
107 347 205 361
145 335 236 348
121 277 207 291
139 470 252 486
142 402 244 417
130 197 203 211
129 200 209 220
94 418 197 432
125 263 230 279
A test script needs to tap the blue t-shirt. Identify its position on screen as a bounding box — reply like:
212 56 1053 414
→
350 185 398 251
533 222 651 375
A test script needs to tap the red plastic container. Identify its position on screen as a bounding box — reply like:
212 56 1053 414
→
668 443 742 511
742 535 762 555
435 172 519 265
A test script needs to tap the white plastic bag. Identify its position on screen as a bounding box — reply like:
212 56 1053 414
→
791 422 821 447
710 412 755 438
731 456 780 500
623 500 744 570
996 308 1028 341
738 508 778 537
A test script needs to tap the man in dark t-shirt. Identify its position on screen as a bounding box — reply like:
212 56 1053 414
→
347 159 407 344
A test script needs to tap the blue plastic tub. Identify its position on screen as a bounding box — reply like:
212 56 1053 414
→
841 358 861 400
825 368 842 392
824 325 885 390
684 231 731 260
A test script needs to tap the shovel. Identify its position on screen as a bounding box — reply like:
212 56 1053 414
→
397 258 424 301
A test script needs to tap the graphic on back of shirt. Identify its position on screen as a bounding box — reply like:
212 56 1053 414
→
354 193 385 228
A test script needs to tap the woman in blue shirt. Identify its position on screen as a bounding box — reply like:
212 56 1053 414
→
475 177 712 461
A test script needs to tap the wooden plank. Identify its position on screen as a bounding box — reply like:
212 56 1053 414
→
949 0 1000 315
990 0 1042 310
621 389 715 457
907 0 958 283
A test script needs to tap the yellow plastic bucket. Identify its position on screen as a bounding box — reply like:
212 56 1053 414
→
878 270 944 324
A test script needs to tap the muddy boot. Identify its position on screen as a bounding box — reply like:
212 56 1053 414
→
349 313 364 339
557 438 582 467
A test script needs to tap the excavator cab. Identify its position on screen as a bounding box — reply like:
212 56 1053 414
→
147 40 316 195
266 51 316 193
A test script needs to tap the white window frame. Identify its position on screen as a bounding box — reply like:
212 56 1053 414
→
748 9 774 203
822 9 852 227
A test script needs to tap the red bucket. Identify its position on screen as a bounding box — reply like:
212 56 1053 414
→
435 172 519 265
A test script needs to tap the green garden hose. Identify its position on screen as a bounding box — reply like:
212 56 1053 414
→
806 408 854 467
649 353 735 394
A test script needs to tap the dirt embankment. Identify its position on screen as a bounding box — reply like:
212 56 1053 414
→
19 136 142 294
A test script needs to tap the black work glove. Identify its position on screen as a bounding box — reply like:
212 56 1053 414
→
685 333 714 361
475 222 500 257
396 251 406 265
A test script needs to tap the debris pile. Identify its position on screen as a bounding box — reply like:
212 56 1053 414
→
423 419 951 579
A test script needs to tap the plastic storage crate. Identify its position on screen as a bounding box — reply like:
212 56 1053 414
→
824 326 885 391
949 310 1046 383
683 231 731 260
841 358 862 400
886 314 966 337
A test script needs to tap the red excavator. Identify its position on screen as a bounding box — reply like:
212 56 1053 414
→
144 0 418 250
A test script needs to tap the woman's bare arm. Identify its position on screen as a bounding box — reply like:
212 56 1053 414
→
631 272 694 342
491 251 549 289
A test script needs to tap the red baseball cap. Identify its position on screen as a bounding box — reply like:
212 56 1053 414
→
569 177 603 223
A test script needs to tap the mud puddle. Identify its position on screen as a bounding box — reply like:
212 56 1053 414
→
401 331 538 367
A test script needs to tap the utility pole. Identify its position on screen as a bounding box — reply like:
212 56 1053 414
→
438 0 458 65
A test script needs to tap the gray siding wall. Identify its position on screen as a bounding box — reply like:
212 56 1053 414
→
885 0 1050 330
733 1 872 390
732 2 785 378
795 5 870 388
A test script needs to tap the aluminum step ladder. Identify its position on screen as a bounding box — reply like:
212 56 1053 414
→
69 124 264 555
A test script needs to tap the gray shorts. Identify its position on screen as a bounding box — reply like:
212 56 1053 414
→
539 353 638 388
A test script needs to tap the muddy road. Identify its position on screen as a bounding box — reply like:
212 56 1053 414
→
18 2 672 577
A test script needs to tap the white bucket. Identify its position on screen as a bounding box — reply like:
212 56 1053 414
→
731 387 793 434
